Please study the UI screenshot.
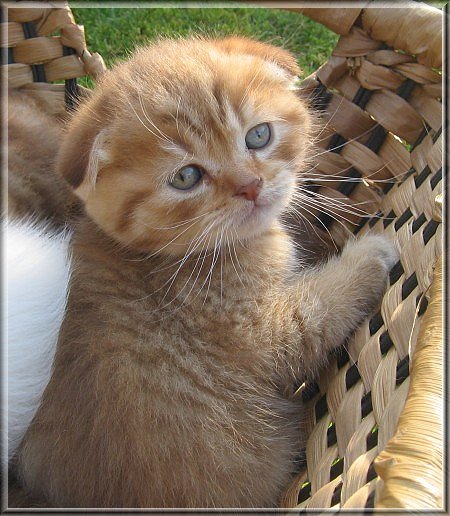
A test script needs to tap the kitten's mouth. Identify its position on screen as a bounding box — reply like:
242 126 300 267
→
232 178 295 238
254 197 270 208
243 198 269 215
233 197 281 238
235 183 291 238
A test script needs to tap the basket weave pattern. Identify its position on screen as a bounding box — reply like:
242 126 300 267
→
4 2 105 114
280 5 443 510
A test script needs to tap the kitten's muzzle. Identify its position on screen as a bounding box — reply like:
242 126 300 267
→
234 177 263 202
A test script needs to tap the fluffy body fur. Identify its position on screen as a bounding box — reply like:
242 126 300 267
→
15 37 397 508
6 219 71 462
7 90 80 228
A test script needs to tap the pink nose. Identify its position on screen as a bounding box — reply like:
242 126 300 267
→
235 178 263 202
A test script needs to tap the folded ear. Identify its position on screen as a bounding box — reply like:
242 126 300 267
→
213 36 301 78
56 110 111 202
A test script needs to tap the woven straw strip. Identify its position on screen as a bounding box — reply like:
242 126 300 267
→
4 1 106 114
334 382 366 458
36 7 75 37
316 92 377 144
5 54 85 86
13 36 63 64
17 82 90 116
333 26 384 58
5 6 46 23
307 474 342 508
377 135 411 179
341 478 377 508
364 91 424 144
361 6 442 69
6 22 23 46
305 413 333 492
375 255 443 508
44 54 85 82
354 58 404 91
411 134 434 173
341 429 378 503
366 49 414 67
340 140 388 178
290 4 442 68
281 125 442 508
324 364 350 423
4 63 33 88
3 8 70 42
421 82 442 97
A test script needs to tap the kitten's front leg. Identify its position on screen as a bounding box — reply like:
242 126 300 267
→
277 235 398 378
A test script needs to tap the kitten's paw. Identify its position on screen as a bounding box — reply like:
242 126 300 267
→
342 234 398 272
337 235 398 323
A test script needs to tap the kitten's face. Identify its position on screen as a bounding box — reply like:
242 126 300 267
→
58 38 314 256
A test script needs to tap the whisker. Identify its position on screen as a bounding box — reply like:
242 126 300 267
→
226 232 245 288
151 211 212 231
294 186 375 214
202 231 222 306
189 230 217 303
293 193 362 227
294 194 358 236
313 94 346 142
220 228 224 304
289 205 339 253
127 99 167 144
138 94 172 143
158 222 216 306
157 221 217 308
127 222 214 307
181 235 214 305
141 216 203 259
298 156 399 187
295 194 377 222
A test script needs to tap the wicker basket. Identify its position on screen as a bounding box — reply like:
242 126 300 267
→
4 1 105 114
5 2 444 510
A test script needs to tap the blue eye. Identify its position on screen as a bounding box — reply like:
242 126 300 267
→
245 123 271 149
170 165 203 190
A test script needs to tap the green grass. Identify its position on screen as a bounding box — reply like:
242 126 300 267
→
71 3 446 88
71 6 338 83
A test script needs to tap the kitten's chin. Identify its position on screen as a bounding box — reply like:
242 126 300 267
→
233 178 295 241
232 171 296 241
234 200 286 241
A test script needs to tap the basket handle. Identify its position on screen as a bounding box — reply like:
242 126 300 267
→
230 2 442 69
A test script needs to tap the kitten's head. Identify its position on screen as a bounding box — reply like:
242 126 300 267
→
57 37 314 256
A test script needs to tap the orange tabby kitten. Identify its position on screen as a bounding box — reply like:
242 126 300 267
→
7 90 80 227
16 37 396 508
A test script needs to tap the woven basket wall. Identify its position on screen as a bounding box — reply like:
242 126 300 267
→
5 1 444 510
4 1 105 114
280 4 444 510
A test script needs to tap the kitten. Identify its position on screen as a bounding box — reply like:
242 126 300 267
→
7 90 81 228
15 37 396 508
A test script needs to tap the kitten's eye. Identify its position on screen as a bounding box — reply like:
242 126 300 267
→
170 165 203 190
245 123 271 149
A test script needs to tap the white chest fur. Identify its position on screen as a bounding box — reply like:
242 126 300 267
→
5 219 72 463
